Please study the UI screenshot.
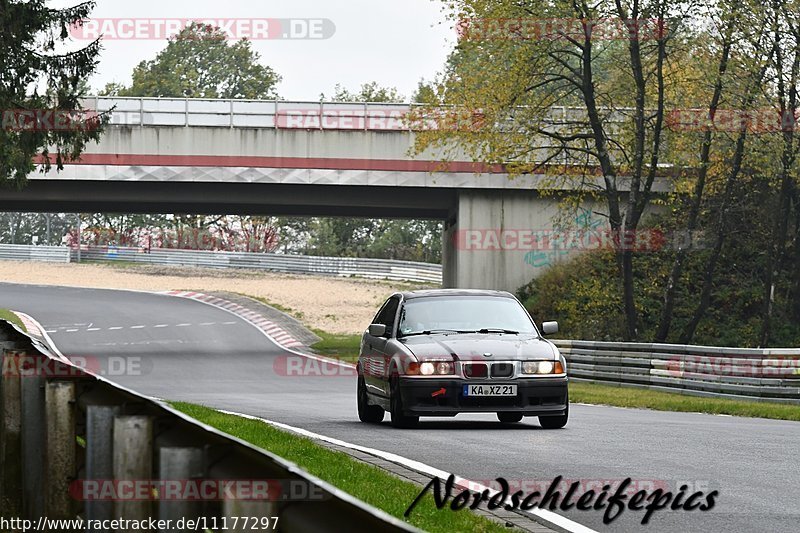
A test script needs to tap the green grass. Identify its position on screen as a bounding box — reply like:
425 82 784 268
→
171 402 508 533
310 329 362 362
0 309 25 332
238 293 305 320
570 381 800 421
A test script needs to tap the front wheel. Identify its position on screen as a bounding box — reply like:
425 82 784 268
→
390 378 419 428
357 376 384 423
539 401 569 429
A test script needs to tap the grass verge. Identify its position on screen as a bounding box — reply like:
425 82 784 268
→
0 309 25 332
237 293 305 320
171 402 508 533
569 381 800 422
310 329 362 363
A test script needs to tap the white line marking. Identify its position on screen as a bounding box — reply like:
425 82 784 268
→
87 328 101 332
108 327 123 330
154 324 168 328
200 322 216 326
45 330 56 333
11 311 71 364
176 295 352 369
217 409 596 533
176 323 191 327
66 329 79 332
130 325 145 329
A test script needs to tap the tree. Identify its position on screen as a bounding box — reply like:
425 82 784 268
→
322 82 403 103
412 79 443 104
116 23 280 99
414 0 693 340
655 0 773 341
0 1 106 189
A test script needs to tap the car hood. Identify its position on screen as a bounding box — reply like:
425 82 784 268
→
400 333 557 361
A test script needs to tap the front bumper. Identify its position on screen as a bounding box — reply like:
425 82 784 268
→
398 376 568 417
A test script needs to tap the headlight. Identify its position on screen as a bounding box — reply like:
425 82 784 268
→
522 361 539 374
522 359 565 375
538 360 554 374
408 360 454 375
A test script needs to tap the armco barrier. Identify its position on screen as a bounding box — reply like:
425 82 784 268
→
552 339 800 404
0 244 69 263
0 319 418 532
68 246 443 284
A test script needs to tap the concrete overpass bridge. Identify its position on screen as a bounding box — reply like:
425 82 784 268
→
0 97 665 292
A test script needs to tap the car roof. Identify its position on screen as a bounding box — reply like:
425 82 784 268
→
397 288 516 300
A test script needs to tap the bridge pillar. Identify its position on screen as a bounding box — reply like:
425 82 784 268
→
443 189 599 293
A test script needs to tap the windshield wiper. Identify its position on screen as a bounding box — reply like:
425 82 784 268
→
400 329 462 337
473 328 519 334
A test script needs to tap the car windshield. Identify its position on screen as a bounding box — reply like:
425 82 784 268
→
397 296 537 337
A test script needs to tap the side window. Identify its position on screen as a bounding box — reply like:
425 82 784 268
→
373 299 391 325
375 297 400 336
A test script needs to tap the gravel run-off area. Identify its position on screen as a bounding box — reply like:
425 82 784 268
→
0 261 432 334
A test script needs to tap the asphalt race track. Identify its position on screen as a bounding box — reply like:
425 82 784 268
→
2 282 798 533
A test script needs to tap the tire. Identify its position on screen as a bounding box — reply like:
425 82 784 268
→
538 401 569 429
497 412 524 423
390 378 419 428
357 376 384 423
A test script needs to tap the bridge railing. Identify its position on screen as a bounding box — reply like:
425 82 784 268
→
0 319 418 531
84 95 604 132
552 339 800 404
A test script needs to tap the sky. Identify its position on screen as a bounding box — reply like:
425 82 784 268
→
50 0 457 101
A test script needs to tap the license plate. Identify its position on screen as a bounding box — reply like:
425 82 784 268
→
463 384 517 396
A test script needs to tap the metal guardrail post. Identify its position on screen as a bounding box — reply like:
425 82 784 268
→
1 349 24 514
221 499 277 533
158 447 204 532
20 367 46 520
85 405 121 529
45 381 77 520
113 416 154 526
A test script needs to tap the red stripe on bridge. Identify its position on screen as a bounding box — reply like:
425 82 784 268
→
34 154 509 174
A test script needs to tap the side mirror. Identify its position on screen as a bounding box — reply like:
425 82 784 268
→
368 323 387 337
541 321 559 335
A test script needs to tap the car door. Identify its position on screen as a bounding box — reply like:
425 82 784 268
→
363 296 399 397
363 297 399 395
